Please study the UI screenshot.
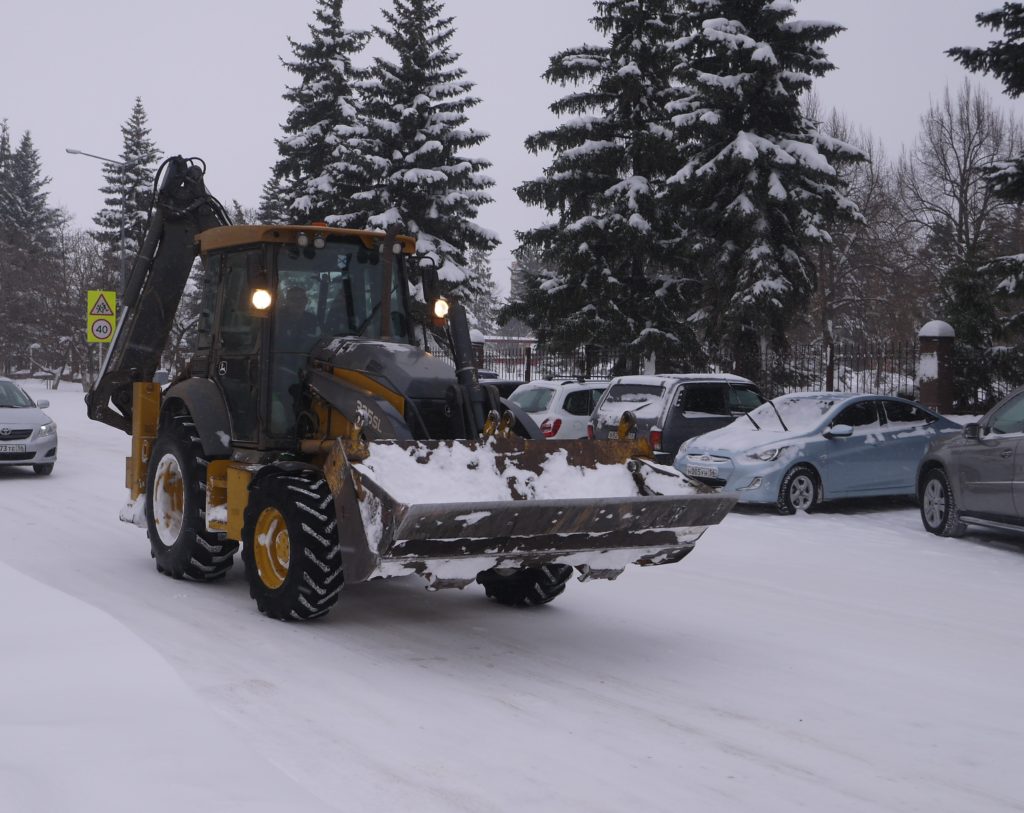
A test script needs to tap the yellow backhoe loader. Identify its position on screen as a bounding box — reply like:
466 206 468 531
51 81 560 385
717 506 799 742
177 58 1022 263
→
86 156 735 620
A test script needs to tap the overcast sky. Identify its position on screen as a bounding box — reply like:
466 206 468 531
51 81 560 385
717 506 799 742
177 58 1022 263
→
1 0 1017 294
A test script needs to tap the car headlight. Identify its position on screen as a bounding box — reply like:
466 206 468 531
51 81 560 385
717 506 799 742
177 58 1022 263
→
747 445 789 462
675 438 695 461
38 422 56 438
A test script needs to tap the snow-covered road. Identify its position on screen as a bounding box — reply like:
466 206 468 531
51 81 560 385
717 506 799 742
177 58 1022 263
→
2 382 1023 812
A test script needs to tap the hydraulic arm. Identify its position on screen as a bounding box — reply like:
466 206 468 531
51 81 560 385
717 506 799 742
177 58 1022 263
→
86 157 229 433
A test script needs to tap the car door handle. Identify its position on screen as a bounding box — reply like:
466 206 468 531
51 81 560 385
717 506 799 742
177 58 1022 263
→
1000 449 1013 458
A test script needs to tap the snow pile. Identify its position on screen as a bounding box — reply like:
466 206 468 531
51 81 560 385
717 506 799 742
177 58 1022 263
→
354 440 698 506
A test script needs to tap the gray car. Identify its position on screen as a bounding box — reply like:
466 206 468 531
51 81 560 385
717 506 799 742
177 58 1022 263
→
0 377 58 475
919 386 1024 537
588 374 763 463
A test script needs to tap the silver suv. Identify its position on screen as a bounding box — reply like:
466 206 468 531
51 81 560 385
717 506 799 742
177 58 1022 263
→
918 386 1024 537
588 374 763 463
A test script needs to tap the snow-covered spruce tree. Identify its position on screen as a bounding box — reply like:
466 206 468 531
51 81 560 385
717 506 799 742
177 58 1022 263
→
273 0 372 225
91 98 161 264
0 130 63 373
668 0 861 372
256 175 290 224
508 0 699 369
359 0 497 298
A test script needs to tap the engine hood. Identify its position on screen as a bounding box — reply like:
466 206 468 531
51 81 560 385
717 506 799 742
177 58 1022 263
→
312 337 457 400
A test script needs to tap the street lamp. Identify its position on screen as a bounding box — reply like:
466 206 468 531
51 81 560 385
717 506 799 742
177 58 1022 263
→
66 147 141 298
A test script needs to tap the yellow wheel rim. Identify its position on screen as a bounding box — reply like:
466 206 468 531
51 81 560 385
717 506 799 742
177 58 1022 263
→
253 507 290 590
153 453 185 548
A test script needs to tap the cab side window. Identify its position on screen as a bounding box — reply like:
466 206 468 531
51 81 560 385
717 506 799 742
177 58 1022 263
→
989 394 1024 435
832 401 880 428
218 251 263 354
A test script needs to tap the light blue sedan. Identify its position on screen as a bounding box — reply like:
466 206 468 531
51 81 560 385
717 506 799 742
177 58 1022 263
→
673 392 961 514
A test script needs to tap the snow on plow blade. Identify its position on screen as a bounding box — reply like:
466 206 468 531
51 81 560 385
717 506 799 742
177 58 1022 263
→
322 437 737 588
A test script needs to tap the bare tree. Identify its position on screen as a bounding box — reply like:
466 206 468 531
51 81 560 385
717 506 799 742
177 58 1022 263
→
897 80 1024 407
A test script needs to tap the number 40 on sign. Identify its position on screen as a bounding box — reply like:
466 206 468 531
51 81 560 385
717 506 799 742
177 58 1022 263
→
87 290 117 343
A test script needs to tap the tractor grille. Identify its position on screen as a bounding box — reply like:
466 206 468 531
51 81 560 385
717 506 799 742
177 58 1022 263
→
0 428 32 440
409 398 460 440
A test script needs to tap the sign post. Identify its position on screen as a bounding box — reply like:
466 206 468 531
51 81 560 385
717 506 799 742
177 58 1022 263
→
87 290 116 344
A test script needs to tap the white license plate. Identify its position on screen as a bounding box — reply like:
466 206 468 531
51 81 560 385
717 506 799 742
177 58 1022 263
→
686 464 719 479
0 444 27 453
607 431 635 439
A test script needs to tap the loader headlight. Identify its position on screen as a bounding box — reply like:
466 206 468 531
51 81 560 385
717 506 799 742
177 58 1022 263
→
747 445 790 462
251 289 273 310
433 297 450 319
38 421 56 437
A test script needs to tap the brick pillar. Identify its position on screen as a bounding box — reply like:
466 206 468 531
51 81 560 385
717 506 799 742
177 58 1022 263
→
918 321 955 413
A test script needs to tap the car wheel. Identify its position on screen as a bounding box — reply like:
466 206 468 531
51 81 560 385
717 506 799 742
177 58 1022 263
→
920 468 967 538
32 463 54 476
778 465 819 515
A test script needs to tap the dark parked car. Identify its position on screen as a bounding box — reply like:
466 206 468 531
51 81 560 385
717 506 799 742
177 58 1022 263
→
588 374 763 463
919 386 1024 537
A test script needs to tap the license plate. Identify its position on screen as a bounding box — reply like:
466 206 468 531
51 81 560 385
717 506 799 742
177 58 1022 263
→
0 444 27 453
607 431 635 439
686 464 719 479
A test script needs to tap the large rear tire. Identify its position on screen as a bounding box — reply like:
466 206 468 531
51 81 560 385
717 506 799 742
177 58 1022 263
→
920 468 967 538
145 414 238 580
241 472 343 621
477 564 574 607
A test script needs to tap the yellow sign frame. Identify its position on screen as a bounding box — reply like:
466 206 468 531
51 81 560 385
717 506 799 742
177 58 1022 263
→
87 290 117 343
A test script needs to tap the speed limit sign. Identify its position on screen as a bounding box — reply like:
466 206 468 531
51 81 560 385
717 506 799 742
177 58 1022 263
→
89 317 114 342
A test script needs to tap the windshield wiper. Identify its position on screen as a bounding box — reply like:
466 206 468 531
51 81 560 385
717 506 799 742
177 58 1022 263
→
744 411 761 430
767 400 789 431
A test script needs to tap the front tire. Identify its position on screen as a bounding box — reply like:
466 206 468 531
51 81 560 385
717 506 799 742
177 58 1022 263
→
778 465 820 515
32 463 53 476
920 468 967 537
145 414 237 580
477 564 574 607
241 472 343 621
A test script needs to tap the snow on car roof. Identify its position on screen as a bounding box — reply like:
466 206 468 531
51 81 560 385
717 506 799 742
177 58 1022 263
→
609 373 756 386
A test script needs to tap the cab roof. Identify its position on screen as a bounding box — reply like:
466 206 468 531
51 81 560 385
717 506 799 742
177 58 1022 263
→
196 224 417 254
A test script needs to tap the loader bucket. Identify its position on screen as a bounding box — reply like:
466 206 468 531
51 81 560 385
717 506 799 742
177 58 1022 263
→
322 437 736 588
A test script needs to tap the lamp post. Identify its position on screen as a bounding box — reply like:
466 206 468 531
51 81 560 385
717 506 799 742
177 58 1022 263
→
66 147 141 298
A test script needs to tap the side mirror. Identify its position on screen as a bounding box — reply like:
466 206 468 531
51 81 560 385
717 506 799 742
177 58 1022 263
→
419 259 440 303
962 423 982 441
825 423 854 439
35 399 50 410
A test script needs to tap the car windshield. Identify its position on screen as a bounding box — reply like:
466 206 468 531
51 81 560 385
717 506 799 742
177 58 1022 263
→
604 383 664 406
749 395 841 431
510 387 555 413
0 381 34 408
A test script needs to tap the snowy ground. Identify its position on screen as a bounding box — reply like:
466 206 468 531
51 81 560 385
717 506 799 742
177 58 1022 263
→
2 381 1023 812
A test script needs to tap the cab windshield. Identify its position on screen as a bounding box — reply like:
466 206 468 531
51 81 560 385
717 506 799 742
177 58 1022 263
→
273 240 410 354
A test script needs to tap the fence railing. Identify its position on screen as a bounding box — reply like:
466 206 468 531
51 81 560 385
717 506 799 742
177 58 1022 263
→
431 341 924 399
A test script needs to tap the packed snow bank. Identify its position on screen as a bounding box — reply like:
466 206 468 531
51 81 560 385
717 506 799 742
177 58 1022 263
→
0 560 333 813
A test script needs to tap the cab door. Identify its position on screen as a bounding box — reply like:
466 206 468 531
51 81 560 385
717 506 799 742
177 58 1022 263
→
211 250 267 444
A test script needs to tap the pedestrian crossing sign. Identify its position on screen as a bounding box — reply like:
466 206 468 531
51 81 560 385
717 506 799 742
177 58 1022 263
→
87 290 117 343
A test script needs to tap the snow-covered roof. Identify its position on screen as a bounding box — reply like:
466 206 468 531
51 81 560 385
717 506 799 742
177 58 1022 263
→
610 373 755 386
919 320 955 339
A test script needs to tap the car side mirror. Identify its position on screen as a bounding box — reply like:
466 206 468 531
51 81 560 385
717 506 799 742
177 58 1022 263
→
962 423 982 441
825 424 854 439
35 399 50 410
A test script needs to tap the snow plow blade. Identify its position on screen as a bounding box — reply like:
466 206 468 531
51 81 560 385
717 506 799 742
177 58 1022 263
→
322 437 736 588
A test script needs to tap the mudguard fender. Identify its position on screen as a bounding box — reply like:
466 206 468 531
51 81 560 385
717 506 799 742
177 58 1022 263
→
163 378 232 456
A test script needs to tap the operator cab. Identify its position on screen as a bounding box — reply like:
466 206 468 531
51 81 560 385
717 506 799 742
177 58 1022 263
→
195 226 415 446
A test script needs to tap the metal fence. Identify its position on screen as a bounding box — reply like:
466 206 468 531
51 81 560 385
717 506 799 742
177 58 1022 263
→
433 341 923 399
